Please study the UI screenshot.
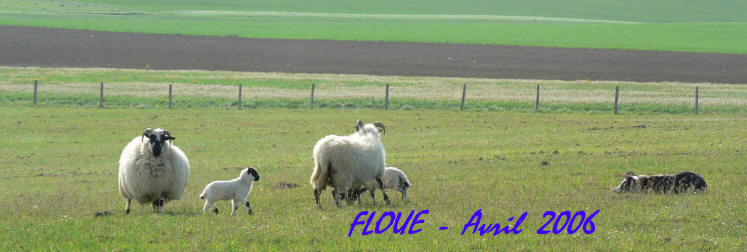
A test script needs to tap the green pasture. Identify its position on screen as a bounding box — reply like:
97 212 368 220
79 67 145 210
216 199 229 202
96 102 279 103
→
1 67 745 114
0 107 744 250
1 0 746 53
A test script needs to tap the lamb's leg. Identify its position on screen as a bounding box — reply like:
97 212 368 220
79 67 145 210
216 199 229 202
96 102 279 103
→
203 200 217 214
314 189 322 209
402 187 409 202
369 189 376 205
376 177 391 205
231 199 238 216
242 198 253 215
124 199 131 214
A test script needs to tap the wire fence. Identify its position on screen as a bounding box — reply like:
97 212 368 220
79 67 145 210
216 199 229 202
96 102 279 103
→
21 80 721 115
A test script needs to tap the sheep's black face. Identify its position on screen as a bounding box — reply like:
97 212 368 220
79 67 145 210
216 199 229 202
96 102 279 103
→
246 167 260 181
143 128 175 157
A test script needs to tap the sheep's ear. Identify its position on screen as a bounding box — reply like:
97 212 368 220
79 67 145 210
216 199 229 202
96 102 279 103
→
625 171 635 176
355 120 364 131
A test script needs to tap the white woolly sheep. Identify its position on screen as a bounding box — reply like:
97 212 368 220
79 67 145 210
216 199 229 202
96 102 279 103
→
200 167 260 215
310 120 391 208
118 128 190 214
350 166 411 204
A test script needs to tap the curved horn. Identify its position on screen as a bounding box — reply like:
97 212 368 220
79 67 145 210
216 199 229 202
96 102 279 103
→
141 128 153 142
355 120 364 132
373 122 386 135
164 130 175 141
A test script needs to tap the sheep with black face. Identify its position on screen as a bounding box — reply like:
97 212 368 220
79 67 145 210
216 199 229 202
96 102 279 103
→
200 167 260 215
118 128 190 214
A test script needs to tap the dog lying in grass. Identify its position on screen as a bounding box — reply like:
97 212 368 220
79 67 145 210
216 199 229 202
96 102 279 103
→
614 171 707 194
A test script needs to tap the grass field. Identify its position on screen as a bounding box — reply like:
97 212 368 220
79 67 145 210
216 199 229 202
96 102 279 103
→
2 67 746 114
0 107 744 250
1 0 746 53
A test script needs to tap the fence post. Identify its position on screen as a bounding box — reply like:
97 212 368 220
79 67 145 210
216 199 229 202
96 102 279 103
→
310 83 315 109
535 84 540 111
371 97 375 109
238 84 243 110
460 84 467 111
614 86 619 114
99 82 104 108
168 84 173 109
33 80 38 106
385 84 390 110
695 86 699 115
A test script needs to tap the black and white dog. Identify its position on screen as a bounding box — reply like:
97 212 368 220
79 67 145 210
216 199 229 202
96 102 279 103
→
614 171 707 194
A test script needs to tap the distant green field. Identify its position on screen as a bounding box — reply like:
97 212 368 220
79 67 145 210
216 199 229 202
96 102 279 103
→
2 67 746 114
0 107 744 250
1 0 746 53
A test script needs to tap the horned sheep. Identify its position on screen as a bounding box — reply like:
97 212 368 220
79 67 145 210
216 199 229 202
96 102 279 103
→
310 120 391 208
118 128 190 214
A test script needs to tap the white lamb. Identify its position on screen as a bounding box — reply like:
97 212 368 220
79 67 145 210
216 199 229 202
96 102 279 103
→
118 128 190 214
200 167 260 215
350 167 411 204
310 120 391 208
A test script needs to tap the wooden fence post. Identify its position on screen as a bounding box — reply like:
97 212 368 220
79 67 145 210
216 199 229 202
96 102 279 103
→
460 84 467 111
238 84 243 110
168 84 173 109
310 83 315 109
99 82 104 108
535 84 540 111
695 86 699 115
385 84 390 110
33 80 38 106
614 86 619 114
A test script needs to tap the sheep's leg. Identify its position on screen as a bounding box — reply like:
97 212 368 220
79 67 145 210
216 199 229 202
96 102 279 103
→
332 188 342 208
124 199 131 214
152 200 159 213
313 189 322 209
231 199 238 216
376 177 391 205
369 190 376 205
154 198 165 214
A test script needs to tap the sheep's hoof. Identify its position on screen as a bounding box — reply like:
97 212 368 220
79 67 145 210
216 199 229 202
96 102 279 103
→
125 209 130 214
213 208 219 214
248 209 253 215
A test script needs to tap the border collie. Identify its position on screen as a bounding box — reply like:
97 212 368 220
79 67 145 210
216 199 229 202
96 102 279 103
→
614 171 707 194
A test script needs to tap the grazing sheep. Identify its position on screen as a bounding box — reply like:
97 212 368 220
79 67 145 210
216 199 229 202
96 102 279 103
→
613 171 707 194
310 120 391 208
200 167 260 215
350 166 411 204
118 128 190 214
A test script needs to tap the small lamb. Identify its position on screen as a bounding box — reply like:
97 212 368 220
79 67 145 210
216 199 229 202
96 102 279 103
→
200 167 259 215
350 167 411 204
